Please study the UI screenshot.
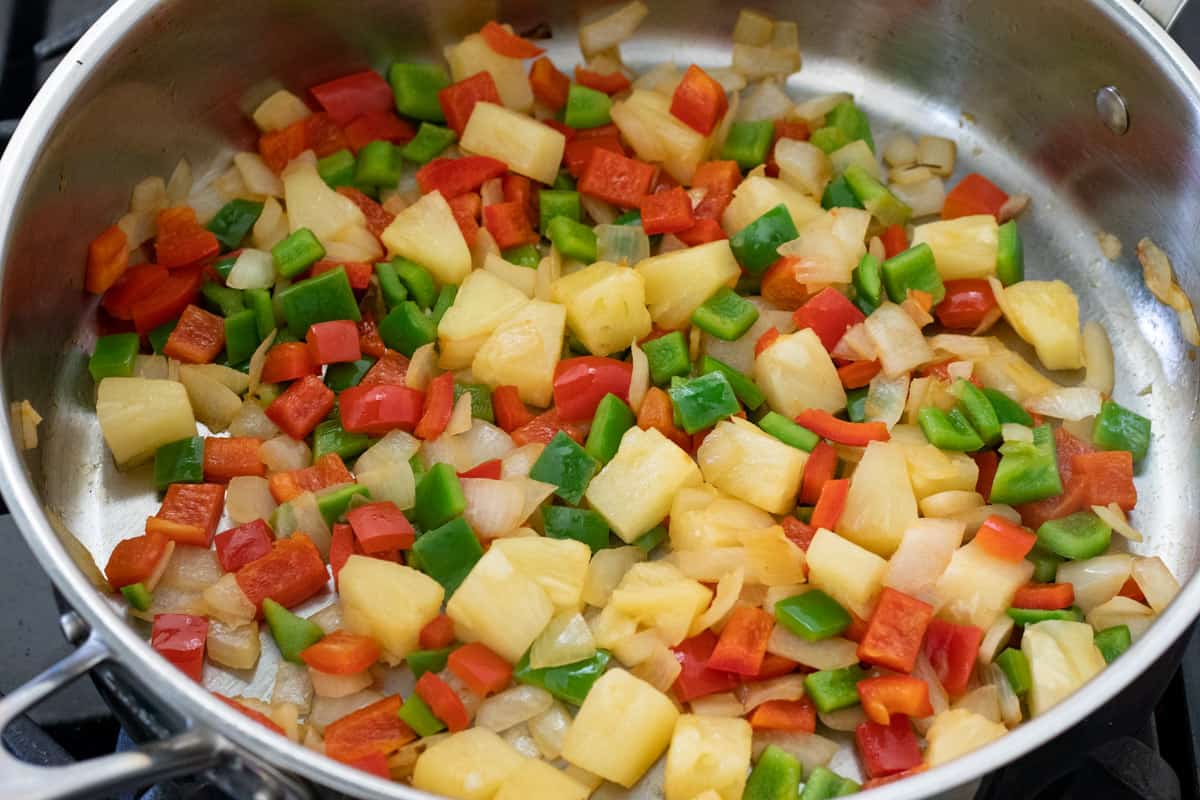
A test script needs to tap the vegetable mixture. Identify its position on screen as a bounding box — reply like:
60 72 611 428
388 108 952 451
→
83 3 1179 797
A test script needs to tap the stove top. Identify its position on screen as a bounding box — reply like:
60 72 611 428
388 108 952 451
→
3 1 1200 798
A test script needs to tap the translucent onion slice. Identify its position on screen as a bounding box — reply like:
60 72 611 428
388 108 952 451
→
689 567 745 636
272 661 314 714
1132 556 1180 614
1086 596 1155 641
530 611 597 669
405 344 436 391
308 691 383 733
579 0 648 56
159 545 221 592
528 702 572 760
226 476 277 525
356 429 420 474
1082 321 1114 395
475 685 554 732
259 435 311 473
246 329 277 396
819 706 868 732
228 398 280 439
500 443 545 480
751 731 838 773
689 692 745 717
739 674 806 712
1056 553 1131 613
766 627 858 670
445 393 474 437
461 477 526 539
977 614 1015 665
1092 503 1144 542
1026 386 1102 421
628 340 650 413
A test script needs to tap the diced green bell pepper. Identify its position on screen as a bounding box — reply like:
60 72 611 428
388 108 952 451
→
633 525 667 554
401 122 457 164
585 393 635 463
207 198 264 251
722 120 775 169
1007 606 1084 625
413 517 483 595
1036 511 1111 560
826 100 874 150
89 333 140 381
312 418 371 462
809 126 849 154
553 170 576 190
563 83 612 129
272 228 326 279
642 331 690 386
918 407 984 452
983 387 1033 426
881 242 944 304
989 424 1062 505
374 261 408 310
277 266 361 336
759 411 819 451
513 649 611 705
1027 543 1064 583
775 590 851 641
431 284 457 325
201 280 245 317
153 436 204 491
503 244 541 268
846 387 868 422
805 665 867 712
325 358 376 392
223 308 261 366
745 744 803 800
388 63 450 122
407 647 455 679
317 149 357 189
262 598 324 663
996 220 1024 286
821 174 863 210
1095 625 1132 664
317 483 370 525
453 382 494 423
355 141 403 187
213 255 238 281
692 287 760 341
953 379 1001 446
1092 399 1151 462
149 320 177 355
529 431 600 505
539 189 582 230
413 462 467 530
852 252 883 314
730 204 799 275
668 371 740 434
801 767 860 799
121 582 153 612
244 288 276 340
543 506 610 553
995 647 1031 695
398 692 446 737
845 164 911 228
392 259 435 310
378 301 436 356
697 355 765 411
546 216 598 263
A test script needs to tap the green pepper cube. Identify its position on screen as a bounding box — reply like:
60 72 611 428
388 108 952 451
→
400 122 457 164
244 288 276 340
393 258 438 309
355 140 403 187
407 647 455 679
881 242 944 304
983 387 1034 426
1006 606 1085 625
398 692 446 737
809 125 850 154
852 252 883 314
513 649 611 705
120 582 153 612
775 590 851 641
412 517 483 595
413 462 467 531
669 371 740 434
223 308 261 366
826 100 875 151
388 63 450 122
317 483 370 525
642 331 690 386
953 379 1001 446
89 333 140 381
697 355 765 411
546 216 598 263
278 266 361 336
996 219 1024 286
918 407 984 452
633 525 667 554
149 320 178 354
585 393 636 463
846 387 868 422
759 411 819 452
553 171 576 191
995 647 1032 695
989 424 1062 505
1037 511 1111 560
730 204 799 275
1026 544 1063 583
745 744 802 800
317 148 357 189
454 383 495 423
543 506 610 553
845 163 912 229
431 284 457 326
312 418 372 462
213 255 238 281
201 280 245 317
692 287 760 341
821 174 863 210
378 301 435 357
272 228 327 280
721 120 774 169
1092 399 1151 462
503 244 541 268
539 189 582 231
563 83 612 129
374 260 408 310
801 767 860 800
1094 625 1132 664
804 665 867 713
262 598 324 663
529 431 600 505
206 198 264 251
153 436 204 491
325 357 377 392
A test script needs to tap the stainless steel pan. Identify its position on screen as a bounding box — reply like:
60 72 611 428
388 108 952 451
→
1 0 1199 797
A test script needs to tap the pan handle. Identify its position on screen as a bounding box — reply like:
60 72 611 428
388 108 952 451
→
1141 0 1190 29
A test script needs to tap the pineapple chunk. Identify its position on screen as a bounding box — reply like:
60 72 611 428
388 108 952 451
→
461 102 565 184
561 668 680 787
611 90 710 184
971 343 1061 402
445 35 535 112
721 175 825 234
806 528 888 618
1022 620 1106 717
935 540 1034 629
381 190 471 286
439 270 531 369
670 487 776 551
696 417 807 513
251 89 311 132
97 377 197 467
339 555 444 663
582 546 646 607
609 561 713 645
891 428 980 500
447 546 555 662
586 427 704 542
472 299 565 406
413 727 527 800
281 158 365 241
924 709 1008 767
484 252 537 297
754 328 847 417
742 526 807 586
838 441 918 557
994 279 1084 370
664 715 753 800
912 215 999 280
491 536 591 611
636 240 741 329
552 261 652 356
495 758 590 800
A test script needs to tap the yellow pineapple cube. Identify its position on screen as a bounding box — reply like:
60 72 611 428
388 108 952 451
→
460 101 565 184
413 727 526 800
438 270 531 369
339 556 443 663
838 441 918 557
696 417 807 513
924 709 1008 767
663 715 753 800
561 668 680 787
447 547 555 663
1022 620 1106 717
609 561 712 645
742 526 807 586
912 215 999 280
805 528 888 618
96 377 196 467
636 241 741 329
491 536 591 611
552 261 652 356
495 758 590 800
721 175 824 234
472 299 566 406
445 36 534 112
935 540 1035 629
381 190 471 286
995 279 1084 370
754 328 847 417
610 90 709 184
669 487 776 551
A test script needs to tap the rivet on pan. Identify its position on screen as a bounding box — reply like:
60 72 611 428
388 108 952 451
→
1096 85 1130 135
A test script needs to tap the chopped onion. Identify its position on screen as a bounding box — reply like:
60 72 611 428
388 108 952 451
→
767 628 859 670
516 477 557 524
143 540 175 592
178 365 241 432
309 691 383 733
1137 237 1200 346
130 586 204 621
1082 321 1115 396
819 706 867 732
356 429 420 474
919 490 983 518
272 661 314 714
310 667 373 698
1086 596 1156 641
461 477 526 538
229 399 280 439
500 443 544 479
233 152 284 198
166 158 193 204
131 175 168 212
733 9 773 44
1092 502 1144 542
739 674 806 712
291 490 333 559
891 176 945 218
1132 556 1180 614
1026 386 1102 421
949 503 1022 537
357 463 416 510
732 43 801 81
987 663 1023 727
118 209 156 248
774 139 831 198
866 302 936 377
159 545 221 592
953 685 1002 723
978 614 1015 664
260 435 311 473
689 567 745 635
916 135 956 176
458 420 515 468
226 248 276 290
1057 554 1131 612
1001 423 1033 443
471 226 500 271
502 723 542 759
579 0 648 56
928 333 997 360
476 685 554 732
829 139 881 180
207 620 261 670
890 165 935 185
864 372 909 430
445 393 474 437
883 134 918 168
596 223 650 266
751 731 838 773
528 702 572 760
776 227 855 285
308 602 343 634
901 296 935 328
633 61 681 94
762 584 806 616
737 80 794 122
690 692 745 717
252 196 289 250
631 644 682 692
884 518 964 604
226 476 277 524
247 330 277 396
831 322 878 361
912 651 949 734
480 176 504 207
201 573 255 627
707 67 747 94
581 194 618 225
789 92 852 126
582 546 645 607
999 193 1030 223
402 343 435 391
628 340 650 413
612 628 669 666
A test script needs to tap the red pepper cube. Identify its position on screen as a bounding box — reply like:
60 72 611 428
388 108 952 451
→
1011 582 1076 610
324 695 414 764
503 173 537 226
447 642 513 697
414 372 456 441
480 21 545 58
416 155 509 199
671 630 741 703
344 110 416 152
792 287 866 352
493 385 534 433
857 675 934 726
329 523 355 589
439 72 502 135
85 224 130 295
359 351 412 388
639 187 695 235
857 587 934 673
810 478 851 532
881 223 908 259
670 65 729 135
935 278 998 330
415 671 471 732
302 112 351 159
552 356 633 422
214 519 274 573
311 260 373 291
311 70 394 126
203 437 266 482
799 440 837 506
102 263 169 320
974 515 1038 562
260 341 320 384
163 304 226 364
146 483 225 547
259 119 310 172
706 606 774 676
483 201 538 250
346 501 416 553
923 618 984 696
578 148 656 209
1072 450 1138 510
511 409 588 447
268 452 355 504
574 66 632 95
419 613 457 650
266 374 336 440
235 533 329 614
155 207 220 270
215 694 286 735
339 384 425 435
562 137 624 179
677 218 729 247
300 630 382 675
307 320 363 365
855 716 923 779
748 698 816 733
104 530 171 590
530 56 570 110
448 192 482 248
780 516 817 551
942 173 1009 220
458 459 502 480
337 187 396 240
151 613 209 682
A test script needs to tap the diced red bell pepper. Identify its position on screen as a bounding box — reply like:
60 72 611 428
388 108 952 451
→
306 320 362 365
85 224 130 294
260 342 320 384
311 260 373 291
416 155 508 200
336 187 395 240
155 207 220 270
357 316 387 359
692 160 741 211
530 56 570 110
843 609 870 643
974 450 999 502
574 66 631 95
459 459 502 480
302 112 351 159
162 304 225 364
346 501 416 553
1120 577 1147 602
203 437 266 482
562 136 624 179
340 383 425 435
345 752 390 779
881 223 908 259
857 587 934 673
510 408 588 446
483 200 538 249
752 653 800 679
448 192 482 248
773 119 810 144
837 359 882 390
419 613 457 650
328 522 355 590
359 351 411 387
670 631 741 702
151 613 209 682
266 374 336 440
1072 450 1137 510
311 70 394 126
923 618 984 696
447 642 513 697
792 287 866 352
1012 582 1075 610
301 630 381 675
101 263 169 320
259 117 309 172
795 409 890 447
942 173 1009 220
578 148 657 208
857 676 934 726
676 218 728 247
670 65 729 135
214 519 274 573
639 187 695 235
104 531 171 590
781 516 817 551
502 173 537 226
1016 427 1095 529
754 326 781 357
759 257 809 310
543 118 576 140
236 533 329 613
810 478 850 532
344 110 416 152
146 483 225 547
799 440 837 506
131 266 205 334
974 515 1038 562
706 606 775 676
268 452 354 503
748 698 816 733
214 694 286 735
553 356 633 422
439 72 502 135
492 384 534 433
480 20 545 58
935 279 998 330
862 765 929 790
416 672 471 732
856 716 923 778
323 695 415 764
